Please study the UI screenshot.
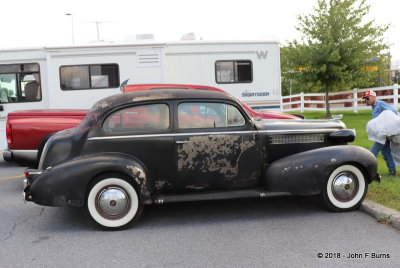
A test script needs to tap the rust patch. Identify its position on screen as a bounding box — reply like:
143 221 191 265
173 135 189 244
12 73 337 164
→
177 135 256 179
95 101 110 109
155 180 167 190
132 93 175 102
282 166 291 173
185 184 209 190
126 165 150 196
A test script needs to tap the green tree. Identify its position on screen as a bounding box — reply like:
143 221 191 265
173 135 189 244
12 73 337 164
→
282 0 389 117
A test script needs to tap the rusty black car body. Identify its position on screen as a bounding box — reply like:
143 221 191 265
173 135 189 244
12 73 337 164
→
23 89 380 229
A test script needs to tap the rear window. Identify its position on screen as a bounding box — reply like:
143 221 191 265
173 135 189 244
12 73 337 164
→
103 104 169 134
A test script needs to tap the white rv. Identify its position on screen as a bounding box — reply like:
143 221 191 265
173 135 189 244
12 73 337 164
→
0 40 282 149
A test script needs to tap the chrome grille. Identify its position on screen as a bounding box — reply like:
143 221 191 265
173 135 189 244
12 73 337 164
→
270 134 325 144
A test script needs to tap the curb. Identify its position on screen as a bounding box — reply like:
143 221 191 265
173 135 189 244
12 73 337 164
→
361 199 400 231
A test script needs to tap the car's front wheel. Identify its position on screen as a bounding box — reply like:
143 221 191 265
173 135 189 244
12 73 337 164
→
322 164 367 212
85 174 142 229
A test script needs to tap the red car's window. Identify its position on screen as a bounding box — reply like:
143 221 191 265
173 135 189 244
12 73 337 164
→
103 104 169 133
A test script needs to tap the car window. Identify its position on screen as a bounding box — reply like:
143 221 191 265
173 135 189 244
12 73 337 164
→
178 102 245 129
103 104 169 133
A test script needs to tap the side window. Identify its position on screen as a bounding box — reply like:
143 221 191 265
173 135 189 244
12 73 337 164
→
60 64 119 90
178 102 245 129
103 104 169 134
0 63 41 103
215 60 252 84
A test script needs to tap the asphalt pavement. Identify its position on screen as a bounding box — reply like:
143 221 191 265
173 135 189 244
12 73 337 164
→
1 157 400 267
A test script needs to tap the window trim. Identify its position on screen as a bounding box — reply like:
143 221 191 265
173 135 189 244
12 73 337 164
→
102 102 171 135
176 101 248 130
59 63 120 91
0 62 42 103
215 60 253 84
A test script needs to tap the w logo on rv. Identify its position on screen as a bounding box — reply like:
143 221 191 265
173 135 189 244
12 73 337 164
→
256 51 268 60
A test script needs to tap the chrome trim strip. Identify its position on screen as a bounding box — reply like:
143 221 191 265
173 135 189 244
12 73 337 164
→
87 130 259 141
27 171 43 176
87 128 339 141
263 128 339 134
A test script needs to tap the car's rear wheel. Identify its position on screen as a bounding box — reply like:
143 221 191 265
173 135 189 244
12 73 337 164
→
322 164 367 212
85 173 142 229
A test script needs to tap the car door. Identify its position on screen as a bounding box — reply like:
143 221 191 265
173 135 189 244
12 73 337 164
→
174 101 261 192
98 102 176 188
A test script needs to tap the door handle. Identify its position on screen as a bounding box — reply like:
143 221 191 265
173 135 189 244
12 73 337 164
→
176 140 191 144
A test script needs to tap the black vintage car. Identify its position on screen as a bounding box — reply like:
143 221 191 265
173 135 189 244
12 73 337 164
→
24 89 380 229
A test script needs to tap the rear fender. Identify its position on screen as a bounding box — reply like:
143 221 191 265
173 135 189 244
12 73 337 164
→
30 153 152 207
264 145 378 195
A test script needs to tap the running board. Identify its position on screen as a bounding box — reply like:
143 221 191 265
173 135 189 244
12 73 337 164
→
152 189 291 204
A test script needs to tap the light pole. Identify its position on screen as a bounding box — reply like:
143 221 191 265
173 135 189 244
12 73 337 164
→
65 13 75 44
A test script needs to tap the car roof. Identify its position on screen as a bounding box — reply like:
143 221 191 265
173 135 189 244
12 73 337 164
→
81 88 239 127
95 88 236 109
123 83 226 93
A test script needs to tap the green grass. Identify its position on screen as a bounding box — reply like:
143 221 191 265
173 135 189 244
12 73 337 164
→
301 110 400 211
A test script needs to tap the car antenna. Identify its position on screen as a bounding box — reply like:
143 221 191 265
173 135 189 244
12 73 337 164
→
120 79 129 92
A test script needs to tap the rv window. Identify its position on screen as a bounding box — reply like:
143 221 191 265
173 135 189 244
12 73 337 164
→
60 64 119 90
0 63 41 103
215 60 252 84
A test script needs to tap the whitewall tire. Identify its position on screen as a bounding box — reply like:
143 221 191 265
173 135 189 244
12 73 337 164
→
85 174 142 229
322 164 367 212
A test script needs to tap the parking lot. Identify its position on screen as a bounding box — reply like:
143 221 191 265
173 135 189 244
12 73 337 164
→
1 157 400 267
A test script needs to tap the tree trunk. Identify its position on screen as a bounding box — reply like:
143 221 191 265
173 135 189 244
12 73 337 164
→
325 86 331 118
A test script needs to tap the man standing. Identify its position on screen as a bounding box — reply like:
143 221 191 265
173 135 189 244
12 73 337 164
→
363 90 398 176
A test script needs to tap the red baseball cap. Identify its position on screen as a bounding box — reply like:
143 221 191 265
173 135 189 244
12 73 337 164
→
362 90 376 99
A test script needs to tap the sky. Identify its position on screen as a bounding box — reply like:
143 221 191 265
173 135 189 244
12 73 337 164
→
1 0 399 67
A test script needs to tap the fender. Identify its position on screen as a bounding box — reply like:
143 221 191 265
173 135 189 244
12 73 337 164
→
29 152 152 207
264 145 378 195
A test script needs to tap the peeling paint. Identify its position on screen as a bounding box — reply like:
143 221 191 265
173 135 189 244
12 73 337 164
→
126 165 150 196
177 135 256 179
282 166 291 173
133 93 175 102
185 184 209 190
96 101 109 109
155 180 167 190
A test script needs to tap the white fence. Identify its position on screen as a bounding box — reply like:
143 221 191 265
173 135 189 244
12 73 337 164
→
281 84 399 113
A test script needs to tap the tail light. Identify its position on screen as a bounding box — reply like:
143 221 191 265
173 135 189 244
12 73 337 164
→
6 123 12 144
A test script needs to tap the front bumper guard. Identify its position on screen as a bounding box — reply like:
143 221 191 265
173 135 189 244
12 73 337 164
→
372 173 381 183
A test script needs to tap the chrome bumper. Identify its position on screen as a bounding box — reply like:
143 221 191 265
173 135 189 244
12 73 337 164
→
372 173 381 183
2 149 12 162
23 178 32 203
23 169 42 203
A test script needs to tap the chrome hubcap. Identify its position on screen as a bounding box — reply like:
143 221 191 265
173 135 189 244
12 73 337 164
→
98 187 129 216
332 172 358 200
